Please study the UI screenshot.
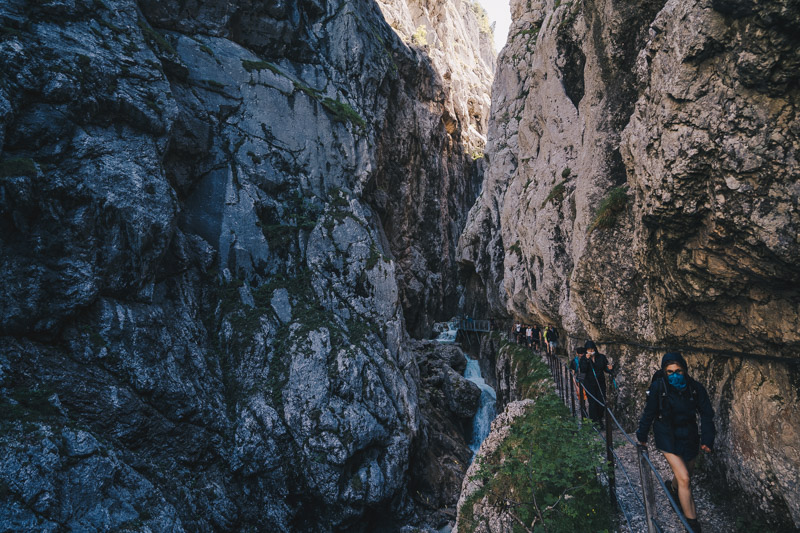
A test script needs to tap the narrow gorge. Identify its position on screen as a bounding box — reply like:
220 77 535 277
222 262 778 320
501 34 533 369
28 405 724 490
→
458 0 799 530
1 0 798 532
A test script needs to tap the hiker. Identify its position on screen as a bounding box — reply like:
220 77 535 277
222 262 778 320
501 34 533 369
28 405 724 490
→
531 324 541 351
569 346 587 405
542 326 550 353
525 325 533 348
547 326 559 355
578 340 613 423
636 352 715 533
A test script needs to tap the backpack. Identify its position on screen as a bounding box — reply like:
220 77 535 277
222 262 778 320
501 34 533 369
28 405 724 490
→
650 370 700 419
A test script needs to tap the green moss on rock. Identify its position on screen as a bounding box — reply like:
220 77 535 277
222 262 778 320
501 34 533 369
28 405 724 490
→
0 157 37 178
589 185 629 233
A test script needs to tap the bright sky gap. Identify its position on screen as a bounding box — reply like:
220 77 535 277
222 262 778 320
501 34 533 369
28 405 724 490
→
478 0 511 52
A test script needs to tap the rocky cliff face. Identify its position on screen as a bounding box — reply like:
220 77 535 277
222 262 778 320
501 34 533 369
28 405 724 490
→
372 0 496 336
453 399 536 533
0 0 492 530
459 0 800 527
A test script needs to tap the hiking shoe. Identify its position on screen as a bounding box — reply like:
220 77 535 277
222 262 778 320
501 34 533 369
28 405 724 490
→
668 477 683 514
686 518 701 533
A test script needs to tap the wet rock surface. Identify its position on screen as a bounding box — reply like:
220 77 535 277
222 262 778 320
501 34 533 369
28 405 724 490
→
0 0 492 530
406 340 480 530
459 0 800 528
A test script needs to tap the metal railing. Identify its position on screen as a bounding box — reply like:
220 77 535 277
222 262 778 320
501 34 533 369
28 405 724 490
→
455 318 493 332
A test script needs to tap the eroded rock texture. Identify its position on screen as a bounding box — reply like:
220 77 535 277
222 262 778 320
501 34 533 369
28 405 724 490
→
0 0 491 530
459 0 799 527
373 0 496 337
453 399 536 533
407 340 480 529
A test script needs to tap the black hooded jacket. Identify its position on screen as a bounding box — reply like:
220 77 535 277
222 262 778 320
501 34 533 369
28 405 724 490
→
578 352 612 397
636 356 715 461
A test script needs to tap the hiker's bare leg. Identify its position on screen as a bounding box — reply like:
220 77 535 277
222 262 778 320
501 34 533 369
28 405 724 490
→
663 452 697 519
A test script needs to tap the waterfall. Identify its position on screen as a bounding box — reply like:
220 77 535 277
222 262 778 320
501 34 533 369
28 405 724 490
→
463 355 497 456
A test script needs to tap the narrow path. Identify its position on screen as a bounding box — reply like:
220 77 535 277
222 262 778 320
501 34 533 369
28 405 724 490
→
531 344 743 533
610 427 737 533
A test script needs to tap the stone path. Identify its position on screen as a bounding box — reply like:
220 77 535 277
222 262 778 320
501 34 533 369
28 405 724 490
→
608 427 737 533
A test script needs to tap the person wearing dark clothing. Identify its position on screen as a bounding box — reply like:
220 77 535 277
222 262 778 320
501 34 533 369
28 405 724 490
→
547 327 559 354
578 340 613 423
636 352 715 533
569 347 587 403
531 325 540 351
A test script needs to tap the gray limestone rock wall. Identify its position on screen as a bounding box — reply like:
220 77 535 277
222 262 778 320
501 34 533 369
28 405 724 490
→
407 340 481 529
0 0 491 531
372 0 496 337
458 0 800 528
453 399 536 533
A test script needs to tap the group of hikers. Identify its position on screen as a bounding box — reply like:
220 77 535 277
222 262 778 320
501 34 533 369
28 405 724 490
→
511 324 715 533
512 322 559 354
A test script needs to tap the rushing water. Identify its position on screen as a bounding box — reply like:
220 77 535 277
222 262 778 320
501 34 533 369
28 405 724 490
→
463 355 497 456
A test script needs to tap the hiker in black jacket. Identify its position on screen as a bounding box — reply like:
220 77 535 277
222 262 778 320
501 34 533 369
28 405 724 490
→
569 346 587 404
636 352 715 533
578 340 613 423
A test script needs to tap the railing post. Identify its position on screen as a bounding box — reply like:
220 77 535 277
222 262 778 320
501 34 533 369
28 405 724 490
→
558 361 564 403
569 368 576 417
556 359 562 401
605 393 616 506
637 445 658 533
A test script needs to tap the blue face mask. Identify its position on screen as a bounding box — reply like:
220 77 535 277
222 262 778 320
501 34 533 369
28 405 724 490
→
667 372 687 389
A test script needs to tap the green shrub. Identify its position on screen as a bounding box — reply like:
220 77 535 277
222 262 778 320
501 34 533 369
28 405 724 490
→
366 244 382 270
588 185 628 233
136 18 176 56
97 18 124 34
470 2 493 37
1 386 60 424
411 25 427 47
1 25 24 39
516 24 540 41
542 180 567 208
292 80 321 100
241 59 283 76
320 97 366 129
0 157 37 178
144 98 161 113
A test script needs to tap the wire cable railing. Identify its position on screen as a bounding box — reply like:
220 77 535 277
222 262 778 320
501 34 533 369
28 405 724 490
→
565 334 795 365
575 376 694 532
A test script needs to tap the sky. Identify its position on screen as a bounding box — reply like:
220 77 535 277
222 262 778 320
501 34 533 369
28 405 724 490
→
477 0 512 53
